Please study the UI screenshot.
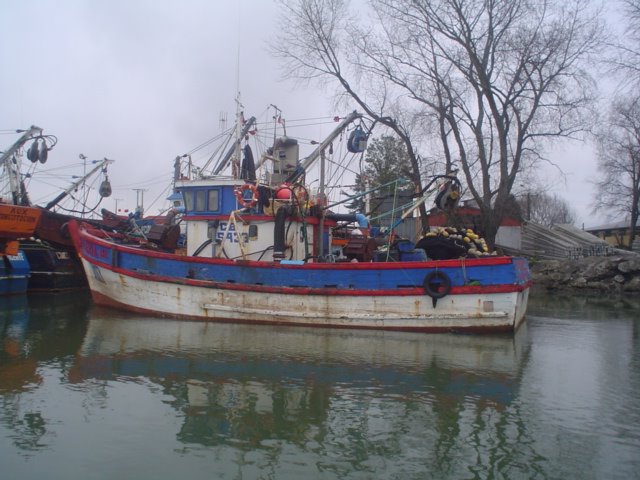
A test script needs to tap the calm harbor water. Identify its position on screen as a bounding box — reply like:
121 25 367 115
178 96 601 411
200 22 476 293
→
1 291 639 480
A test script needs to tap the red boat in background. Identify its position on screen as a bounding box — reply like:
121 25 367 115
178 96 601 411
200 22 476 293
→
0 203 42 256
1 126 115 292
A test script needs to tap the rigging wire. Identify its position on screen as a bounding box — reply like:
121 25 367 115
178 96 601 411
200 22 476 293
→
5 113 373 216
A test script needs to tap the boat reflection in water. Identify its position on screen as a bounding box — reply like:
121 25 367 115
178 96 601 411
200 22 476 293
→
3 294 639 479
0 293 90 453
0 296 33 392
1 294 90 393
70 307 528 453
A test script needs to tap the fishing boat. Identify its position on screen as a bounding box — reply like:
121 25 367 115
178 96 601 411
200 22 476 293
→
68 110 531 333
1 126 115 291
0 203 41 295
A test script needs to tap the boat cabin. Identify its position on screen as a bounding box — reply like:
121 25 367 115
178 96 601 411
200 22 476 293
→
175 177 334 263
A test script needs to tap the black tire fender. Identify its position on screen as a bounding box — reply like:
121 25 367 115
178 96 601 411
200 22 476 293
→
423 270 451 299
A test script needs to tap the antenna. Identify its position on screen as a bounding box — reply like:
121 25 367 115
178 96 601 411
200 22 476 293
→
271 104 282 145
235 2 241 101
219 111 227 131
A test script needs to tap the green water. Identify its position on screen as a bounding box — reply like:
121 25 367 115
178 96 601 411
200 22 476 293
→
1 292 639 479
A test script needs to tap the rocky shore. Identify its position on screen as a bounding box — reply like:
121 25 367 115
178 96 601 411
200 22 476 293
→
530 251 640 292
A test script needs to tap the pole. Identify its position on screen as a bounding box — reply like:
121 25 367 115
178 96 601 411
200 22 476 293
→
45 158 114 210
211 116 256 176
0 126 42 205
132 188 147 216
287 111 361 184
318 150 326 258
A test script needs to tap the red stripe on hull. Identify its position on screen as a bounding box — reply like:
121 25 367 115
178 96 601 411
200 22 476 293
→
85 256 531 297
77 224 514 270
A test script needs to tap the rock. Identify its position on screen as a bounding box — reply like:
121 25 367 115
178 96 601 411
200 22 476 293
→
530 252 640 292
618 259 640 273
623 276 640 291
569 277 588 288
582 258 618 280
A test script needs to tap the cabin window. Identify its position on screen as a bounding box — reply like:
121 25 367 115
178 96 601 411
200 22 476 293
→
208 189 219 211
195 190 206 211
182 191 193 211
179 189 219 212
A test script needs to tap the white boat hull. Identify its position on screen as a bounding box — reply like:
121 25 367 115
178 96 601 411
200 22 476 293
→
83 259 529 333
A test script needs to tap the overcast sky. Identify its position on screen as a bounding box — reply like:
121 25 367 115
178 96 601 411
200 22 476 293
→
1 0 611 227
1 0 338 213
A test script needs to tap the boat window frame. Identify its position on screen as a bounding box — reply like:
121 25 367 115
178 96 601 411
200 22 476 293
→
178 187 221 214
182 190 194 212
194 190 206 211
208 189 220 212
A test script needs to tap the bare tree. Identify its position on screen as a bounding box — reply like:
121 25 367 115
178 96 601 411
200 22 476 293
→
273 0 605 244
593 96 640 249
271 0 432 222
517 192 576 226
609 0 640 89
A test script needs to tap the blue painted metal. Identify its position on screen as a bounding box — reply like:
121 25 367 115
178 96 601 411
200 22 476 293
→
82 240 527 291
179 185 238 216
0 250 31 296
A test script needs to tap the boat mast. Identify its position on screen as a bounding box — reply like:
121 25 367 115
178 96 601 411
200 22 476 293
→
0 125 42 205
211 114 256 176
319 149 326 258
234 97 242 179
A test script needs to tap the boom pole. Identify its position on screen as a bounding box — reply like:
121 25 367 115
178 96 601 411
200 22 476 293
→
286 111 362 183
44 158 114 210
